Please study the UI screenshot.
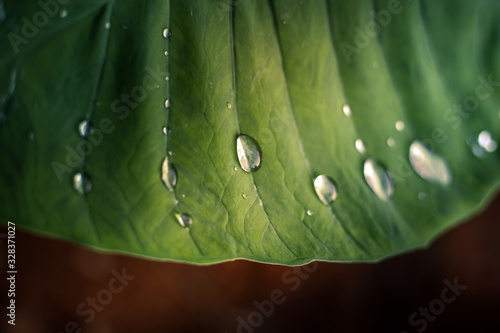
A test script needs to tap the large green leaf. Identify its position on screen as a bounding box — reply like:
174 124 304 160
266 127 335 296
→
1 0 499 265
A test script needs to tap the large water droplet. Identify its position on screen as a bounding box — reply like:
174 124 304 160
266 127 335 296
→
236 135 262 173
161 157 177 192
78 120 92 138
409 141 451 185
363 159 394 200
342 104 352 117
314 175 338 205
395 121 405 132
355 139 366 154
175 213 192 228
162 28 171 39
477 130 497 153
73 172 92 194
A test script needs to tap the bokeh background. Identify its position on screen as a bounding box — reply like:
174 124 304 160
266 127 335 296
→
1 194 499 333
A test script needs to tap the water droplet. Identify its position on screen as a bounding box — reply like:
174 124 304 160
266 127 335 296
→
395 121 405 132
418 192 427 200
234 167 238 171
161 157 177 192
73 172 92 195
162 126 169 135
175 213 192 228
164 99 171 109
181 194 186 198
313 175 338 205
363 159 394 200
168 151 173 156
236 135 262 173
307 210 314 216
164 51 169 56
60 9 68 18
342 104 352 117
165 76 169 81
387 137 396 148
162 28 171 39
78 120 92 138
227 102 232 110
242 194 248 199
355 139 366 154
477 130 497 153
409 141 451 185
104 22 111 30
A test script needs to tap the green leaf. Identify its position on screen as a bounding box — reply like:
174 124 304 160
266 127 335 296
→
1 0 499 265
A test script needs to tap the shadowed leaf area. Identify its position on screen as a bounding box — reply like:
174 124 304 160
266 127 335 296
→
0 0 499 265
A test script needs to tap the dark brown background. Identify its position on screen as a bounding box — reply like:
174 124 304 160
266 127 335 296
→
1 194 499 333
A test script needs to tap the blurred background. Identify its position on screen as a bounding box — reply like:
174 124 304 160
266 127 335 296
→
1 194 499 333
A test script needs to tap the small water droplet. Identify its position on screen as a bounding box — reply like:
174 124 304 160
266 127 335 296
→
78 120 92 138
395 121 405 132
73 172 92 195
161 157 177 192
175 213 192 228
409 141 451 185
60 9 68 18
355 139 366 154
307 210 314 216
387 137 396 148
162 28 171 39
363 159 394 200
164 51 169 56
104 22 111 30
236 135 262 173
242 193 248 199
343 104 352 117
227 102 232 110
168 151 173 156
165 76 169 81
477 130 497 153
181 194 186 198
314 175 338 205
234 167 238 171
418 192 427 200
164 99 171 109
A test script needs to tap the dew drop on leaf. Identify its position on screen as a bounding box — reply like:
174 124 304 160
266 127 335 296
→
387 137 395 148
164 99 171 109
477 130 497 153
342 104 352 117
60 9 68 18
73 172 92 195
395 121 405 131
78 120 92 138
314 175 338 205
363 159 394 200
236 135 262 173
175 213 192 228
161 157 177 192
355 139 366 154
409 141 451 185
